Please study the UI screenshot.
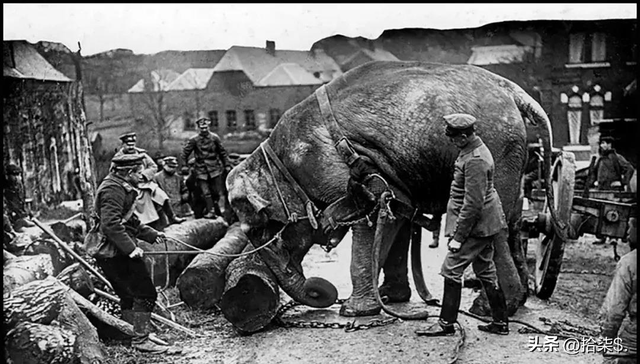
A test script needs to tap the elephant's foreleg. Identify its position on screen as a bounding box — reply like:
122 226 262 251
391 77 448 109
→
340 221 400 317
379 221 411 303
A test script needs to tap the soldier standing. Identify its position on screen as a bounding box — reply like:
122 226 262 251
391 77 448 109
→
153 156 192 219
181 118 232 219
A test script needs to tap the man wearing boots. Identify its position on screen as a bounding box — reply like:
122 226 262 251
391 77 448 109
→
416 113 509 337
181 117 232 219
92 153 169 353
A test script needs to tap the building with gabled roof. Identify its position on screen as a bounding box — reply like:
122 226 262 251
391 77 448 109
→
128 68 181 92
340 47 399 72
3 40 94 208
167 68 216 91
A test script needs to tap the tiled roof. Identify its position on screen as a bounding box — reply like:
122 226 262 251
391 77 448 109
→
257 63 323 86
128 69 181 92
213 46 342 85
167 68 216 91
3 40 72 82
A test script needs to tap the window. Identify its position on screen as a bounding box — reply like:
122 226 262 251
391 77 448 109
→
244 109 256 130
183 111 195 130
567 94 582 144
569 32 606 64
226 110 237 130
208 110 219 129
269 108 281 127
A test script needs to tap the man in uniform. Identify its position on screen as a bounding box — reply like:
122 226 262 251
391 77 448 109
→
113 132 184 228
3 164 35 231
92 153 170 353
181 118 232 219
153 156 192 219
416 113 509 337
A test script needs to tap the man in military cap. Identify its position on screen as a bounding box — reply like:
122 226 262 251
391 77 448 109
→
416 113 509 337
113 132 183 229
153 156 191 221
181 117 232 219
92 153 170 353
3 164 35 231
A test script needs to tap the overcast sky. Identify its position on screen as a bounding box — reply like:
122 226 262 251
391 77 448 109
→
3 3 637 56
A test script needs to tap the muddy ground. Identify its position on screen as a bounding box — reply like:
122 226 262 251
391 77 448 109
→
102 216 630 364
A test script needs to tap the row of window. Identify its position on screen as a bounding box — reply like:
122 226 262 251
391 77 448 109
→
561 84 609 144
568 31 637 65
184 108 281 131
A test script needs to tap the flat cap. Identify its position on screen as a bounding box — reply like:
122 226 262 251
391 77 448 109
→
119 132 137 143
6 164 21 175
444 113 476 136
111 153 145 169
163 156 178 166
195 117 211 126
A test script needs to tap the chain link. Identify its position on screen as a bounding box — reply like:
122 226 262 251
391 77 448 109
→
273 299 399 332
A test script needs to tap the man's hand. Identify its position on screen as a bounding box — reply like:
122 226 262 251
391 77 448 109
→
448 239 462 253
155 232 166 245
129 247 144 259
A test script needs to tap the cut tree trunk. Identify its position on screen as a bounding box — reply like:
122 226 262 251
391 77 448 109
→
138 218 229 288
4 276 67 328
5 321 76 364
219 244 280 334
57 294 107 364
3 254 54 295
176 222 248 310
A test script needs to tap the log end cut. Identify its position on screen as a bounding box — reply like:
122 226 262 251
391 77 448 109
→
219 274 279 334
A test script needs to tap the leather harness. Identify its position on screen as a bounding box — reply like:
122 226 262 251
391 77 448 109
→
259 84 438 235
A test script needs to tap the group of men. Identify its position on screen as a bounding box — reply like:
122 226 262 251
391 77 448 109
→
89 116 231 353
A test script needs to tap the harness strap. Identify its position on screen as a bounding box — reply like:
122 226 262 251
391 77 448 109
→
260 141 319 229
316 85 360 167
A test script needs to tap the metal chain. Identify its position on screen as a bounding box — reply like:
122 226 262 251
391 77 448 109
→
273 299 399 332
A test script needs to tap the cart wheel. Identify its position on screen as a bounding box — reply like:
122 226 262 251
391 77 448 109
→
534 151 575 299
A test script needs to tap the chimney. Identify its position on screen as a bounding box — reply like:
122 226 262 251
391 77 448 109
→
266 40 276 56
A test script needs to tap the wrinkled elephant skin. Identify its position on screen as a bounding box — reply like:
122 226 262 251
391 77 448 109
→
227 61 553 317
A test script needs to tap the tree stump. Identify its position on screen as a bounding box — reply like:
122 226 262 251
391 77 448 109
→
176 222 249 309
219 244 280 334
138 218 229 287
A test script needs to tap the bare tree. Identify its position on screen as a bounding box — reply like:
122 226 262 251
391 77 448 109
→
136 69 176 150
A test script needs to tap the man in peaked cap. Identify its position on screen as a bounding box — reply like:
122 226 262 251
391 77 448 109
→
181 117 232 220
112 132 183 229
92 152 170 353
153 156 191 222
416 113 509 337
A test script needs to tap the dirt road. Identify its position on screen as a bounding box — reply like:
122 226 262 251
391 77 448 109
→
107 222 628 364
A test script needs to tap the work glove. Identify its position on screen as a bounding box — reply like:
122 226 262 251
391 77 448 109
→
448 239 462 253
129 247 144 259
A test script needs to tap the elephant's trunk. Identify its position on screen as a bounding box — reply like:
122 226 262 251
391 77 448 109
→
243 224 338 308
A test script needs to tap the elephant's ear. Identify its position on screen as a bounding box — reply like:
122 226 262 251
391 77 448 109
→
247 193 271 213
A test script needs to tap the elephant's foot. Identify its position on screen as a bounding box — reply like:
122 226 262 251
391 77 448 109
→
469 294 521 317
339 295 381 317
378 283 411 303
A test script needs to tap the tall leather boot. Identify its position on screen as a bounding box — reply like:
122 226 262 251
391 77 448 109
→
130 311 169 353
163 201 185 224
477 280 509 335
415 278 461 336
203 195 217 219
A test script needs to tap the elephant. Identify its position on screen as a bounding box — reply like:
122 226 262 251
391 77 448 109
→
227 60 555 318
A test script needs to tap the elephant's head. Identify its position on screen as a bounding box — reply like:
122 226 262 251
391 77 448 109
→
227 102 350 308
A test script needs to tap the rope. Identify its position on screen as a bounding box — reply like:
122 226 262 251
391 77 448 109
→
163 227 286 258
261 144 292 220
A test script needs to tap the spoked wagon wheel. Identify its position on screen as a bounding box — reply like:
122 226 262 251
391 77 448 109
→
534 151 575 299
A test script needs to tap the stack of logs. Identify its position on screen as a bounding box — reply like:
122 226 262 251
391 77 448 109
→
4 213 287 363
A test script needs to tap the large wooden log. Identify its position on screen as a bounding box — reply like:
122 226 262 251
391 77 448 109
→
5 321 76 364
4 276 67 328
138 217 229 287
57 293 107 364
219 245 280 334
3 254 54 295
176 222 248 310
56 262 95 298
